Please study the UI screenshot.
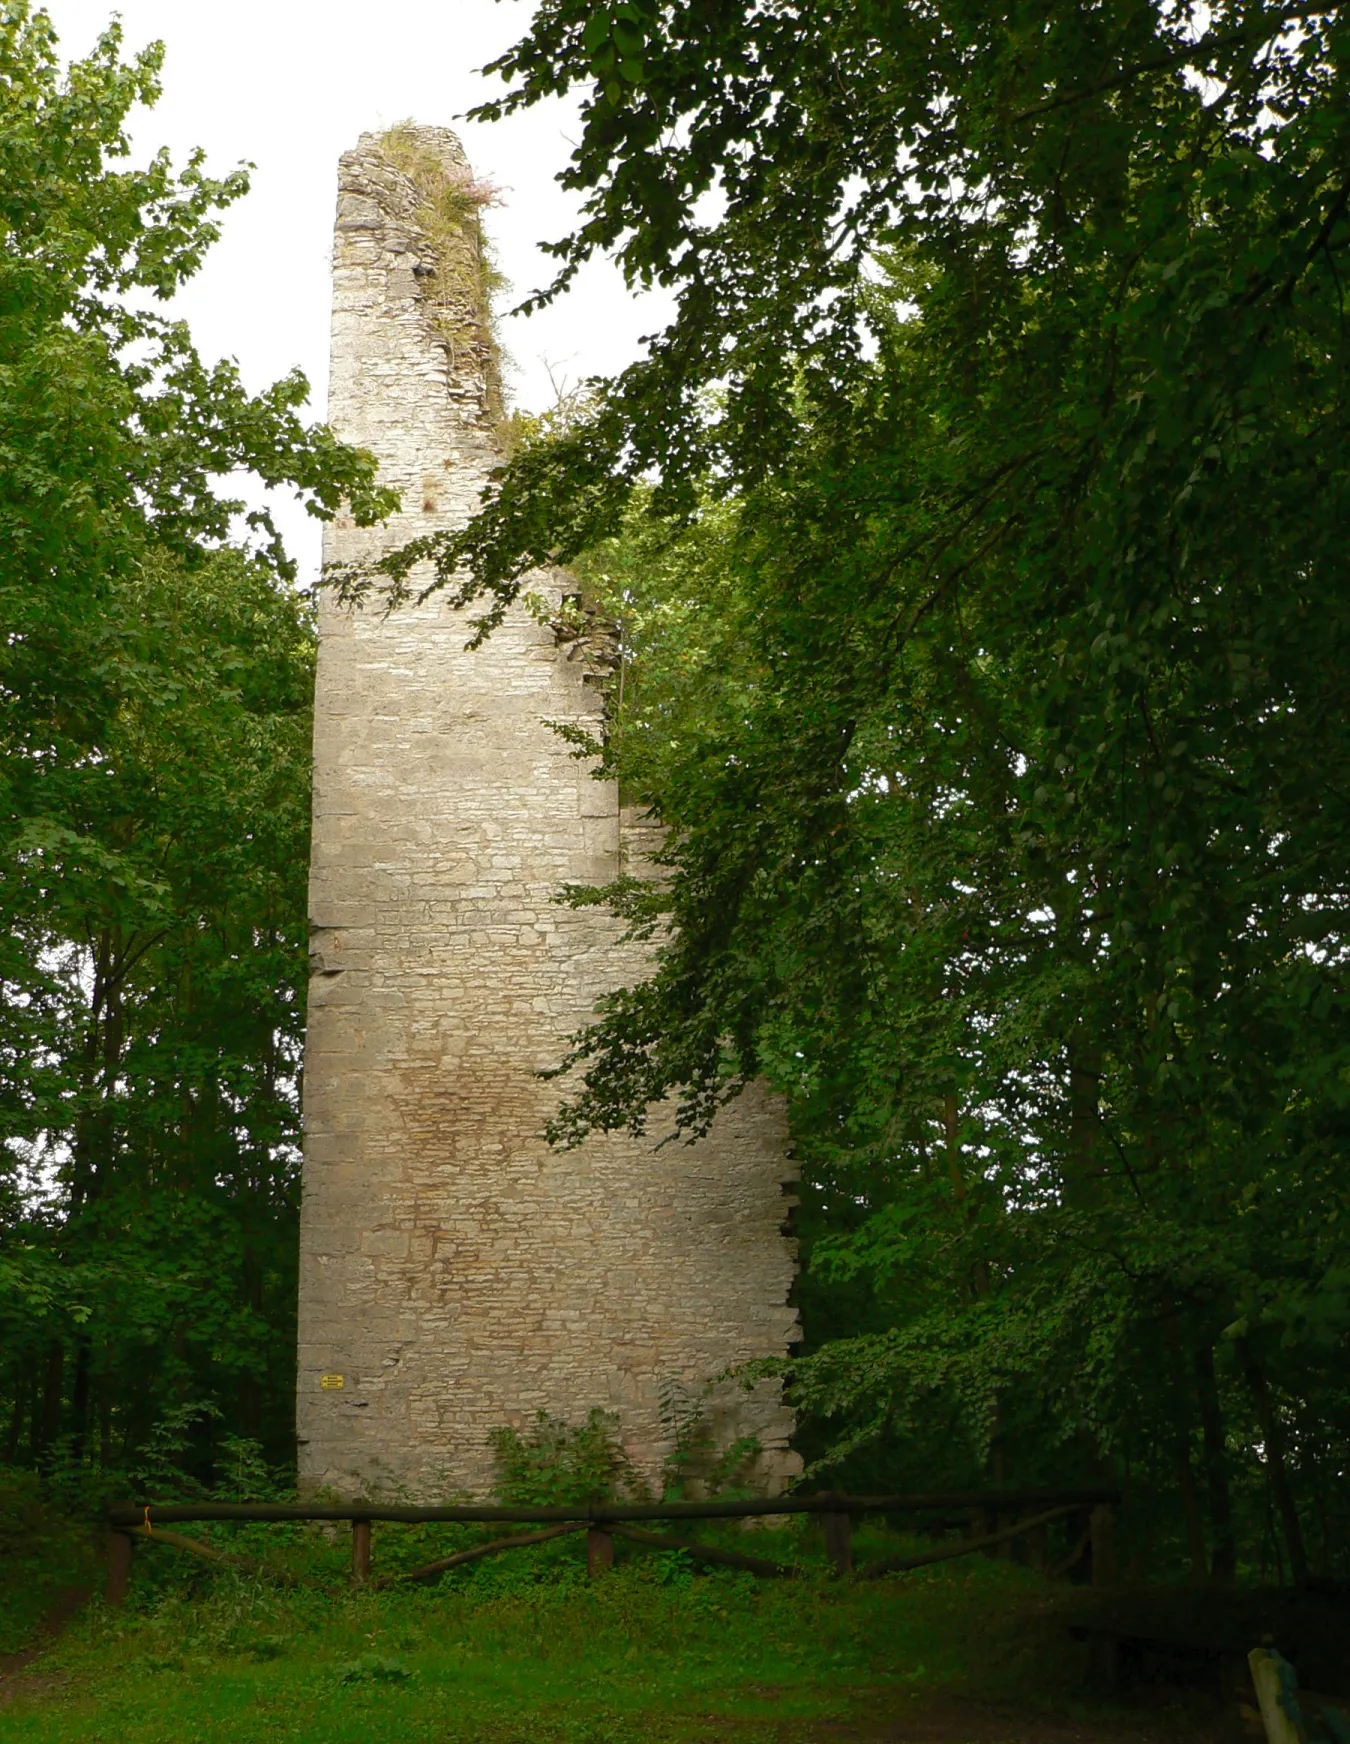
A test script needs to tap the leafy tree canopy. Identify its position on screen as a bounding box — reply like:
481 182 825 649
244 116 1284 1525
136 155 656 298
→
0 1 395 771
0 3 395 1480
380 0 1350 1577
388 0 1349 620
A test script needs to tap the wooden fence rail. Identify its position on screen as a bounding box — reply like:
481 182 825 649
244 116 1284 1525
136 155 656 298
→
103 1487 1120 1605
106 1488 1115 1528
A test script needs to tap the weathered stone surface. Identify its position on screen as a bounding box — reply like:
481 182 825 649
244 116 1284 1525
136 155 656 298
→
296 128 800 1499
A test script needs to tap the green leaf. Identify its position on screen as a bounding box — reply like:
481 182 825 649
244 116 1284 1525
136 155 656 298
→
583 11 612 51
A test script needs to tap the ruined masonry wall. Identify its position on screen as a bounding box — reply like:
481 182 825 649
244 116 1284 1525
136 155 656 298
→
296 128 800 1498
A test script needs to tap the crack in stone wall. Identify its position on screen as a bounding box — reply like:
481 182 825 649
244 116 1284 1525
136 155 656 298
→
296 127 800 1499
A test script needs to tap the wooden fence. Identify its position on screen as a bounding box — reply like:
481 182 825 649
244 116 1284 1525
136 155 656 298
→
103 1487 1120 1604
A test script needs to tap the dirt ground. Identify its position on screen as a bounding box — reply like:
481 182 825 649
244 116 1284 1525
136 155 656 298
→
817 1693 1230 1742
0 1585 89 1713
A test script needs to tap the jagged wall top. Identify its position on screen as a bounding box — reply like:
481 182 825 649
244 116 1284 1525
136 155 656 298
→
337 125 503 433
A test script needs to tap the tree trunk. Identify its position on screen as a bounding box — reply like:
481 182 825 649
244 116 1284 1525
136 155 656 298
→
1163 1312 1205 1581
1064 1033 1102 1210
1236 1337 1307 1587
70 1335 91 1460
99 1342 113 1469
1174 1434 1207 1584
239 1242 262 1438
944 1092 963 1199
1193 1337 1236 1582
38 1339 64 1454
4 1374 28 1463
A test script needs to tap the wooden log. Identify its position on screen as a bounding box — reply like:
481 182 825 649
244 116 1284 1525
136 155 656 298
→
1050 1514 1092 1579
1248 1648 1303 1744
125 1524 303 1586
997 1511 1015 1560
351 1518 371 1586
863 1503 1083 1580
610 1524 794 1578
375 1523 587 1587
586 1526 614 1577
105 1530 133 1606
823 1506 853 1575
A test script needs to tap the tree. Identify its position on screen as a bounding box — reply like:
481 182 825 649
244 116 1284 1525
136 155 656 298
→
0 0 392 812
2 550 318 1470
0 3 395 1478
374 1 1350 1574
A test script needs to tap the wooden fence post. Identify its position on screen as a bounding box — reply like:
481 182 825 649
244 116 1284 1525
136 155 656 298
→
351 1518 372 1586
105 1530 133 1606
1090 1503 1117 1588
1087 1504 1119 1691
586 1527 614 1577
969 1506 995 1557
823 1500 853 1575
996 1510 1016 1559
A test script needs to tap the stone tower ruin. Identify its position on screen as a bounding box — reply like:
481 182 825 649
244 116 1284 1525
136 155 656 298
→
295 128 800 1498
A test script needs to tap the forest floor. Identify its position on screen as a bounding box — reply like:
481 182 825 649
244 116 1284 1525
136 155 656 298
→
0 1528 1243 1744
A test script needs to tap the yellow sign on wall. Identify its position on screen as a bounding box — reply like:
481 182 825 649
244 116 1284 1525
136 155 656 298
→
320 1374 345 1390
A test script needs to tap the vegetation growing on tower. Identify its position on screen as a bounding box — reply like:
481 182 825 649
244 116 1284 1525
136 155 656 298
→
377 123 509 428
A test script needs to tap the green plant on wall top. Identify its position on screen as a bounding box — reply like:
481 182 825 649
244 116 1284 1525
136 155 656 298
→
377 123 508 428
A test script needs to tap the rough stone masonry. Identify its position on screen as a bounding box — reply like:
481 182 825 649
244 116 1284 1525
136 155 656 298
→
296 127 800 1498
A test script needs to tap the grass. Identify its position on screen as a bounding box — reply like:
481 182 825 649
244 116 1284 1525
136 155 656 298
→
0 1521 1205 1743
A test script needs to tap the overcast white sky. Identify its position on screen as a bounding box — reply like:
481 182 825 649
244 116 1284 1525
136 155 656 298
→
44 0 670 581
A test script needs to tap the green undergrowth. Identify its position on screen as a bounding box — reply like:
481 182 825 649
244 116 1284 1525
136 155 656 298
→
0 1469 100 1655
2 1534 1126 1743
